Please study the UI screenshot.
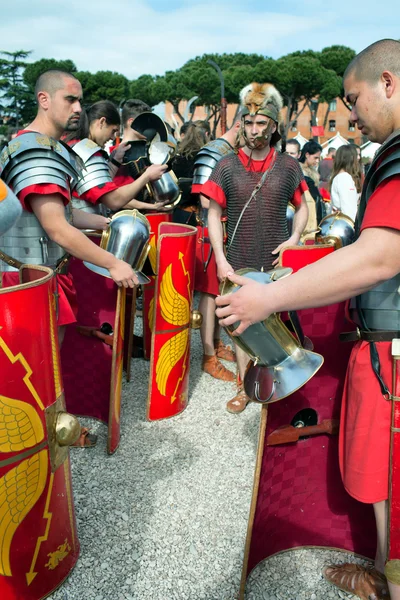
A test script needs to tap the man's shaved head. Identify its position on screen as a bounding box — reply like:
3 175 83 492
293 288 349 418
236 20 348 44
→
344 39 400 84
34 70 79 101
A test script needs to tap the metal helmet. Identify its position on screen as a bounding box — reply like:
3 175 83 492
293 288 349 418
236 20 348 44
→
239 82 283 146
131 112 168 143
84 210 151 284
219 268 324 403
316 211 355 249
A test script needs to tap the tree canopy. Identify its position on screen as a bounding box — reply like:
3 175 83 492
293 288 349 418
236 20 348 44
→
0 45 356 140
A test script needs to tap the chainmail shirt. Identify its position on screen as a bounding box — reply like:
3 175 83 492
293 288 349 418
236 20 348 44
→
208 151 304 271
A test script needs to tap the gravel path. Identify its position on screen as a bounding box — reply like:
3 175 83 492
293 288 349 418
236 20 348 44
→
48 310 370 600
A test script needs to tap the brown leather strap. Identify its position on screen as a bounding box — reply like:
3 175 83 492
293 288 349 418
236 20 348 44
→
340 329 400 343
0 248 23 269
0 249 70 274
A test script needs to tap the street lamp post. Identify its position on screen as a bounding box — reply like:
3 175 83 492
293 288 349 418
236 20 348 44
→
207 59 227 135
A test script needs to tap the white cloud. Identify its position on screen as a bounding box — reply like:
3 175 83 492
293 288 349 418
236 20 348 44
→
0 0 399 80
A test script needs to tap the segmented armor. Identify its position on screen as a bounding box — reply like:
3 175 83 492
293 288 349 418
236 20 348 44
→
0 132 80 271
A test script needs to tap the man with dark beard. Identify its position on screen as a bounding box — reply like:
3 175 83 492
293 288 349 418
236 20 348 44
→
202 82 309 413
0 70 138 338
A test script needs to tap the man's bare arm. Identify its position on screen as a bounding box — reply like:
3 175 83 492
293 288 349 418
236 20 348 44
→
102 164 168 211
208 200 224 261
200 194 210 210
31 194 137 287
216 227 400 334
292 194 309 239
72 208 110 230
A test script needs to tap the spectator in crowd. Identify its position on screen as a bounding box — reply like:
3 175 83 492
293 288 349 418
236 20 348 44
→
319 146 336 188
172 122 209 226
299 141 324 223
285 138 301 159
329 144 361 222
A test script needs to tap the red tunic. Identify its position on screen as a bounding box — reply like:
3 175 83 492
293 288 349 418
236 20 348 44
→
339 174 400 503
1 130 78 326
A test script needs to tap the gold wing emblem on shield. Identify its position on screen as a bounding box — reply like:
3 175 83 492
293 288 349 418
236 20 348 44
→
156 263 190 396
0 450 48 576
148 235 157 274
0 395 45 453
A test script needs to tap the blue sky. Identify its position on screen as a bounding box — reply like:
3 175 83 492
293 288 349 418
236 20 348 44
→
0 0 398 80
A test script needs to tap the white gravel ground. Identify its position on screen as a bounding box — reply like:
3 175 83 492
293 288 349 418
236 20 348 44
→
47 306 371 600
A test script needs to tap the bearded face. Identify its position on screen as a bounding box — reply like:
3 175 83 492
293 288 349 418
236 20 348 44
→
242 115 276 150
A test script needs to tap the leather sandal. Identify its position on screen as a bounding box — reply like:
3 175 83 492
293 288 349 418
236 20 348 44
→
226 387 251 414
71 427 98 448
202 354 235 382
214 340 236 362
322 563 389 599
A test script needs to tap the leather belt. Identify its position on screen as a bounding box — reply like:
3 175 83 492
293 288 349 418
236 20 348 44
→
0 248 70 275
340 328 400 343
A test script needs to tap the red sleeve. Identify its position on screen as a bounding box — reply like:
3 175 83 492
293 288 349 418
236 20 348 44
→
191 183 203 194
200 179 227 209
361 175 400 232
74 181 118 205
113 173 135 187
320 187 331 200
18 183 70 212
291 179 309 208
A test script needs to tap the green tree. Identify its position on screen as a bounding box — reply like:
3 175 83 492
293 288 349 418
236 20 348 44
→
75 70 129 105
129 74 158 106
319 45 356 111
263 52 342 139
0 50 32 128
23 58 77 88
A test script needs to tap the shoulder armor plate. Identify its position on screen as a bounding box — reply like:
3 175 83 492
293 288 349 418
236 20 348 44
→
0 132 82 194
193 138 234 186
72 138 112 196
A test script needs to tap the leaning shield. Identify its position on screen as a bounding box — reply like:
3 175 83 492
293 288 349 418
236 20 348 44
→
142 212 173 360
61 235 126 454
0 266 80 600
239 245 375 598
147 223 197 421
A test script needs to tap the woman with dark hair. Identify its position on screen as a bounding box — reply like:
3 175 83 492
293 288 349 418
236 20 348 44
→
172 121 210 226
299 141 324 224
329 145 361 221
64 100 168 219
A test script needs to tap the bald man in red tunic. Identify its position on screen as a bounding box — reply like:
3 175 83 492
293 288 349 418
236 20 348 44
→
215 40 400 600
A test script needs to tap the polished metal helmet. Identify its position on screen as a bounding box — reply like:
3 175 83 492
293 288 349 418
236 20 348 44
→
84 210 151 284
286 202 295 236
219 268 324 403
316 211 355 249
131 112 168 143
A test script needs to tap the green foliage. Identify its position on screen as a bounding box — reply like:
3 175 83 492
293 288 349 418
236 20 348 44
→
319 45 356 77
129 74 158 106
0 45 356 137
0 50 32 127
23 58 77 88
75 70 129 105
